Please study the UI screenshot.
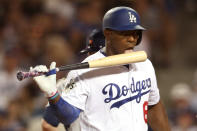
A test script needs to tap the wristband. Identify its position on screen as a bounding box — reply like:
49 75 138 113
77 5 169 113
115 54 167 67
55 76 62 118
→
49 92 59 100
46 69 56 76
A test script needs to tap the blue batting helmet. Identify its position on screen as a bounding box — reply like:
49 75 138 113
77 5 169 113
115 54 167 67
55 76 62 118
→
103 6 146 45
80 29 105 55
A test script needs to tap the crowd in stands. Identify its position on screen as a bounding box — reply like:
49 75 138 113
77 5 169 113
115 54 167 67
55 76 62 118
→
0 0 196 130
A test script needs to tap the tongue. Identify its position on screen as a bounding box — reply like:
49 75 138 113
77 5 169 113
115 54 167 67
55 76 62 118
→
124 50 133 54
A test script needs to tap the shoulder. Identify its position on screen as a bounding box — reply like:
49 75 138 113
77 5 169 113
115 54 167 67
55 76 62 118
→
67 51 105 77
82 51 105 62
135 58 153 67
135 59 155 72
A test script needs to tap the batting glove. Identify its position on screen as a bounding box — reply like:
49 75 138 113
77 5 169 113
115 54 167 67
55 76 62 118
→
30 62 58 98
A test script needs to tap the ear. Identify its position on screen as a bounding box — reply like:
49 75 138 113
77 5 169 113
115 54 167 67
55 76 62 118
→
103 29 112 38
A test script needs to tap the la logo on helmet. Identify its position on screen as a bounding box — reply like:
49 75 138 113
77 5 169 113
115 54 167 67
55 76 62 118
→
128 12 136 23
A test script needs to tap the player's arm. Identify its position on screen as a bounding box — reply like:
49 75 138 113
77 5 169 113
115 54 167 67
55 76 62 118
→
30 62 81 126
42 105 60 131
42 119 58 131
49 95 81 125
148 100 171 131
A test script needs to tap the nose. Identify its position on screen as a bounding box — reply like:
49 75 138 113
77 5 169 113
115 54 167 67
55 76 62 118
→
127 35 136 43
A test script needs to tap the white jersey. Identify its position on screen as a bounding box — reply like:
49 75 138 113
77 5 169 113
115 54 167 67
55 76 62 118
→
59 51 160 131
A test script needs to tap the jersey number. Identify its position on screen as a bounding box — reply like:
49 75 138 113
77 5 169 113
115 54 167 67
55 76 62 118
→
143 101 148 123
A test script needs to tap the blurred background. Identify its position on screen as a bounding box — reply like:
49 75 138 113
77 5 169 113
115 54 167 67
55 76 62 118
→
0 0 196 130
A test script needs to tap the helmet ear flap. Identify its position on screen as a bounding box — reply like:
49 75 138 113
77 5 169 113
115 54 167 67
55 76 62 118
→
136 31 142 45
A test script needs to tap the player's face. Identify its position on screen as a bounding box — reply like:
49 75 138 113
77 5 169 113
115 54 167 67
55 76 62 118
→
104 30 139 55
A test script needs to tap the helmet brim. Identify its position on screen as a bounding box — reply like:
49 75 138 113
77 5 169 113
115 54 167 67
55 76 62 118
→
79 47 92 55
105 25 146 31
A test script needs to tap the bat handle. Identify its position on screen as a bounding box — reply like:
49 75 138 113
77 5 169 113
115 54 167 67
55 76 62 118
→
17 68 59 81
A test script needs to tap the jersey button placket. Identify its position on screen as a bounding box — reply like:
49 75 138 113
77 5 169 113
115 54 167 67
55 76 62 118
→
128 64 135 130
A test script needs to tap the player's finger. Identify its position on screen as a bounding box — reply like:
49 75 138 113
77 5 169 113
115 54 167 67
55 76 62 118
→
48 62 56 80
30 67 33 72
32 65 48 72
50 62 56 70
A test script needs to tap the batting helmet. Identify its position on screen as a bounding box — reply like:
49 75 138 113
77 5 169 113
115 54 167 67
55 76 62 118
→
80 29 105 55
103 6 146 45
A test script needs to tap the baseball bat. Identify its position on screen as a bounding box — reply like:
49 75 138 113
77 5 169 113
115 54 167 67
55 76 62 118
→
17 51 147 81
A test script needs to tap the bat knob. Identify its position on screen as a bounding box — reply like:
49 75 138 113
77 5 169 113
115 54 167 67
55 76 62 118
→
17 71 24 81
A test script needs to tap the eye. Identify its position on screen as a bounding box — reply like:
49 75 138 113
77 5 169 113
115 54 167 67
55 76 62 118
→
113 30 140 38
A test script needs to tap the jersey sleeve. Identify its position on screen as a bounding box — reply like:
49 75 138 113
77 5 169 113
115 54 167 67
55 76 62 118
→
56 78 67 94
147 60 160 106
60 70 90 111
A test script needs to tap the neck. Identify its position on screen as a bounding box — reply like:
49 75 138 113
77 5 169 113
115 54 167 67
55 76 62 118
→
101 46 113 56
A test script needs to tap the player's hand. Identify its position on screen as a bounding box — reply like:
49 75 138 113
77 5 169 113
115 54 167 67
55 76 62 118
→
30 62 57 98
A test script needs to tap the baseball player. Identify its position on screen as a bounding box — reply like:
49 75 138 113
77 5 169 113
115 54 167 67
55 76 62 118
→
41 29 105 131
31 7 170 131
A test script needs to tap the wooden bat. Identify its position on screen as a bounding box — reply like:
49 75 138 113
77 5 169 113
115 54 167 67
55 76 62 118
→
17 51 147 81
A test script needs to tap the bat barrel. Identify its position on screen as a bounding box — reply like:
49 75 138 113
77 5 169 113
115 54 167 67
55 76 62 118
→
89 51 147 68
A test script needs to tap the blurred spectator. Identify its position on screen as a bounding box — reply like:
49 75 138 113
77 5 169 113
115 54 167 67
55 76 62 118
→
17 82 46 118
2 0 26 51
69 0 104 53
135 0 177 68
0 0 195 130
0 48 29 110
44 35 74 65
43 35 75 79
22 0 44 17
19 13 53 68
170 83 192 108
0 110 8 130
181 0 197 14
2 99 27 131
0 81 46 130
168 83 197 130
190 70 197 113
43 0 75 38
172 109 197 131
44 0 75 20
134 32 151 58
0 32 3 69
